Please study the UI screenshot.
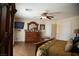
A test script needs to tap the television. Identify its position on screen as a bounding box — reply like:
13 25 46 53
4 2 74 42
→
15 22 24 29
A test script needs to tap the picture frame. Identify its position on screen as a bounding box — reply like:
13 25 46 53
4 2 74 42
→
40 24 45 30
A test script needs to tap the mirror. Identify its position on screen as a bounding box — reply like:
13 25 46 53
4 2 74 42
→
27 21 39 31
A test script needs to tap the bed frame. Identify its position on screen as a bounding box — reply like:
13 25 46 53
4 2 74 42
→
34 38 54 55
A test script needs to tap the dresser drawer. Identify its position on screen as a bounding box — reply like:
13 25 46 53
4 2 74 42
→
25 31 41 43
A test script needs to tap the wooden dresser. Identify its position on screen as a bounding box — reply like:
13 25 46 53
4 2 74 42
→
25 31 41 43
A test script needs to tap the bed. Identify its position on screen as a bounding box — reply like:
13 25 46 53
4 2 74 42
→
34 39 77 56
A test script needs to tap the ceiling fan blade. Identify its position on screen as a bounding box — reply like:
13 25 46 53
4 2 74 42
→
46 16 51 19
47 12 61 15
41 12 48 16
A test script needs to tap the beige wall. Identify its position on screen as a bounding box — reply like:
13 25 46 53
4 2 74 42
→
14 15 79 42
14 19 56 42
56 16 79 41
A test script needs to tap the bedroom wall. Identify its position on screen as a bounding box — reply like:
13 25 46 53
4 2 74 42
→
14 15 79 42
56 15 79 41
14 19 56 42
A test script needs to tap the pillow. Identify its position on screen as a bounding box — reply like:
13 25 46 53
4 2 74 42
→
73 37 79 44
65 41 73 52
37 49 42 56
77 42 79 48
71 42 79 52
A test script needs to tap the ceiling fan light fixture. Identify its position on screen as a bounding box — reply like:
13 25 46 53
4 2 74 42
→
41 16 47 19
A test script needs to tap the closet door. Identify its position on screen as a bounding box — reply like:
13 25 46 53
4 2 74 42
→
0 3 16 56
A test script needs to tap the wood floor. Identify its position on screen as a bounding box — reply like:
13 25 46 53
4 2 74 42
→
13 42 36 56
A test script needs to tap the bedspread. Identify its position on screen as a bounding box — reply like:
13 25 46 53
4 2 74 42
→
36 40 72 56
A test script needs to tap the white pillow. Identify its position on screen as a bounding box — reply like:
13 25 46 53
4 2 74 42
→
36 49 42 56
65 41 73 52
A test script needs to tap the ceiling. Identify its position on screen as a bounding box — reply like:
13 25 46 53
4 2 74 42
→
15 3 79 20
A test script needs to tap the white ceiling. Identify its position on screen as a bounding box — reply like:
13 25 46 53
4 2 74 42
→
15 3 79 20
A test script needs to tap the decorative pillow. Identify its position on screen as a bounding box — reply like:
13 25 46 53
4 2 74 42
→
65 41 73 52
37 49 43 56
77 42 79 48
73 37 79 44
37 40 56 56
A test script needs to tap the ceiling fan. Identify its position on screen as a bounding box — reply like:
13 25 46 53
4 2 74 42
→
40 11 61 20
40 12 54 20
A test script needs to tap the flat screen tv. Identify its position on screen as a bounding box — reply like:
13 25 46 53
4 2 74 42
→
15 22 24 29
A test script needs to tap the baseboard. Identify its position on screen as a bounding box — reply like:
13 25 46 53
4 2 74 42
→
14 41 25 43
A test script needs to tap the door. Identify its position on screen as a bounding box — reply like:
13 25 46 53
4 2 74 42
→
0 3 16 56
60 21 72 41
